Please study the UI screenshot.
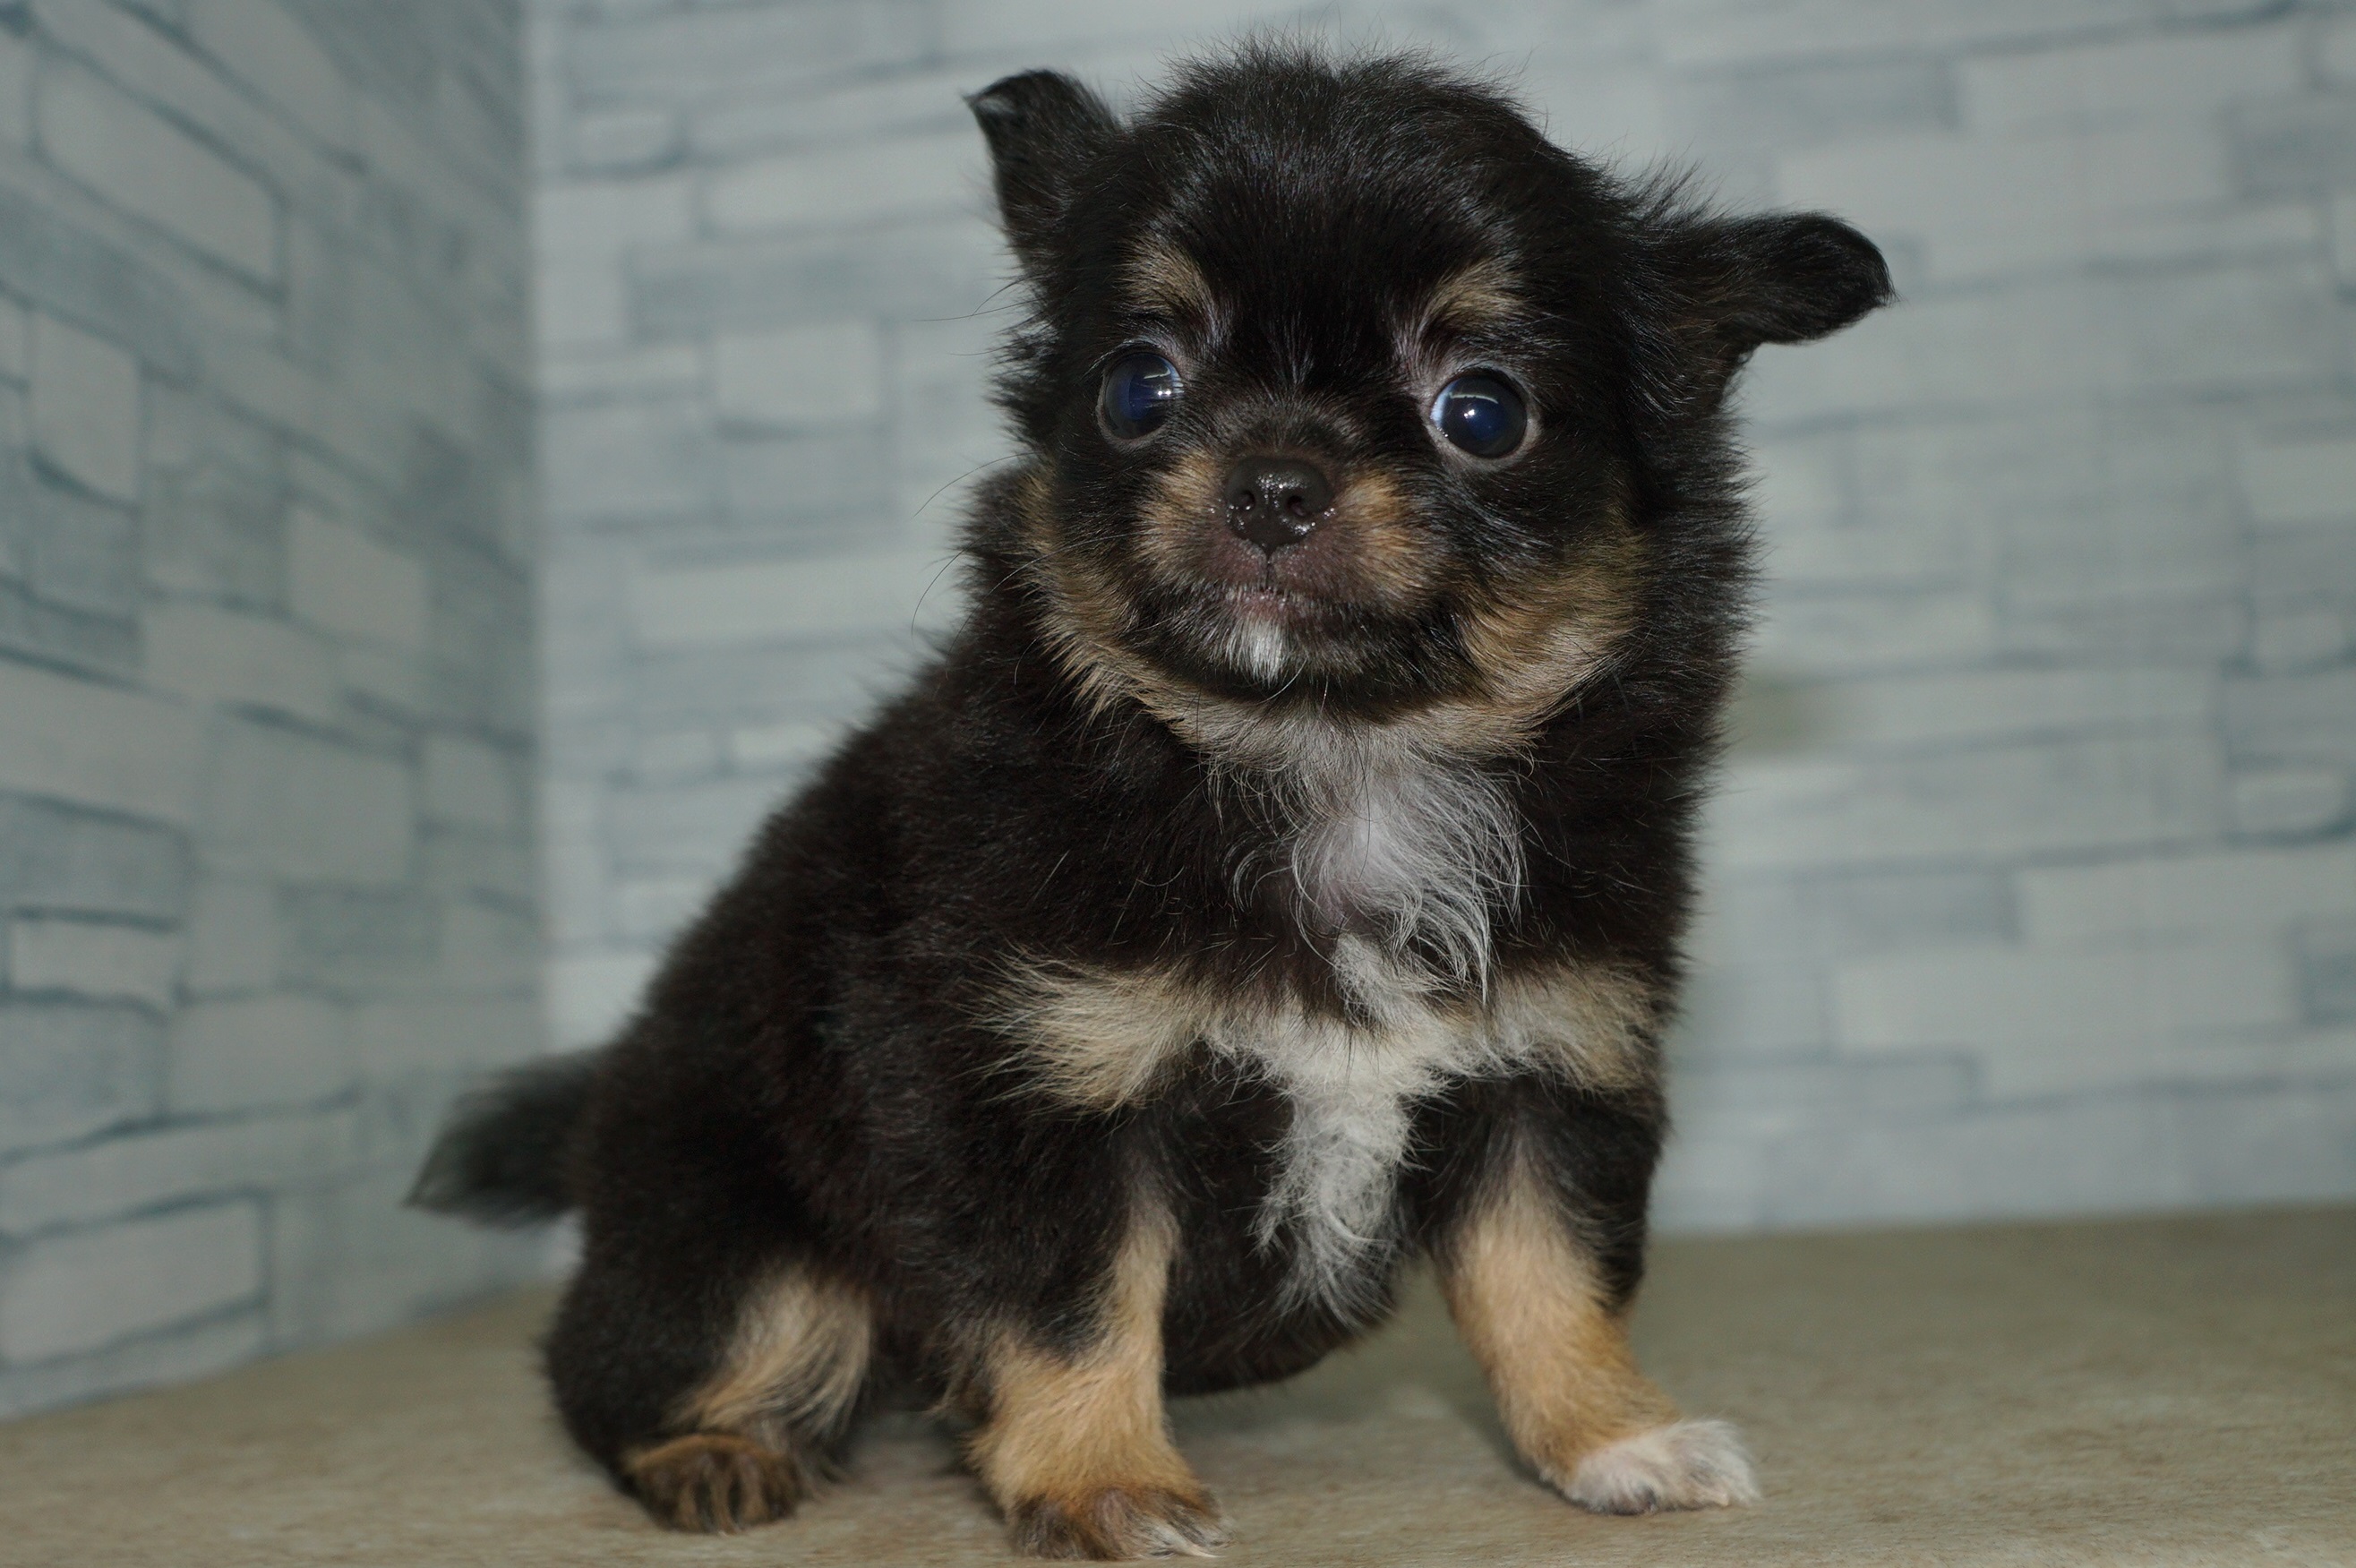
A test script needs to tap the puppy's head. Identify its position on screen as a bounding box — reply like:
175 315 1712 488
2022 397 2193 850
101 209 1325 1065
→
970 47 1889 753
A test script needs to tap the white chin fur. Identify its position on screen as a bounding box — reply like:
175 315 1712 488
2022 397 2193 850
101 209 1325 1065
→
1563 1419 1761 1514
1228 619 1289 681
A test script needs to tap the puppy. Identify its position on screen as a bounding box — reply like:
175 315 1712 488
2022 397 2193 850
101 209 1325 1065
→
415 44 1889 1559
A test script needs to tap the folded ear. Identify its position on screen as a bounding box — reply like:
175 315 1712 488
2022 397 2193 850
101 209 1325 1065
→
1635 210 1892 424
968 71 1118 274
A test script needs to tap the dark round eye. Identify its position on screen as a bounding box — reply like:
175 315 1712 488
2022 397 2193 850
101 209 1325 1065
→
1099 351 1183 439
1430 373 1528 458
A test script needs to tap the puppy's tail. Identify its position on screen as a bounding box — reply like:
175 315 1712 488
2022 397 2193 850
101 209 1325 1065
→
407 1051 598 1225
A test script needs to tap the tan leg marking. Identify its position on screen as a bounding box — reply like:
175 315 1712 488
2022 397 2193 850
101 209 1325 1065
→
623 1265 870 1534
967 1206 1226 1559
1440 1157 1758 1513
677 1263 872 1445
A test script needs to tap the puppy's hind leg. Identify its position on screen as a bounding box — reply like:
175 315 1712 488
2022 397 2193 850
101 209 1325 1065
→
964 1204 1225 1560
550 1249 871 1533
1437 1147 1758 1514
636 1262 872 1529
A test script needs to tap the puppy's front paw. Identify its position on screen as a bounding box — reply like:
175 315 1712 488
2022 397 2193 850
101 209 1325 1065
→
1008 1484 1228 1560
1562 1418 1759 1514
624 1433 808 1532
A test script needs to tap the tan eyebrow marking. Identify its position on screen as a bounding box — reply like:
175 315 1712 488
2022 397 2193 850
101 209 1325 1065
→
1426 257 1521 333
1124 241 1214 321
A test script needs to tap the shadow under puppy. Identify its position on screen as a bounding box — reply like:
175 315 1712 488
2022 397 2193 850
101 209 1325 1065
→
415 44 1889 1560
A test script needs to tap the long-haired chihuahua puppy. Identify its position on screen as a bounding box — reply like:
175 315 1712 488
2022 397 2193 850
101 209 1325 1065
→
415 43 1889 1559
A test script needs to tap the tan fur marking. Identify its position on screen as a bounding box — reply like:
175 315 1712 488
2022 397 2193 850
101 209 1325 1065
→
1487 962 1660 1087
994 956 1655 1113
676 1264 871 1445
1438 1155 1676 1486
967 1204 1223 1557
1424 257 1521 334
990 961 1207 1110
1016 467 1176 728
1126 243 1215 322
1133 448 1229 586
1326 468 1436 604
1452 518 1644 739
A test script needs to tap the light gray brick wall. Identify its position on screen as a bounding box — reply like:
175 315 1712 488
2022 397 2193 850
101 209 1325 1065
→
0 0 541 1417
528 0 2356 1237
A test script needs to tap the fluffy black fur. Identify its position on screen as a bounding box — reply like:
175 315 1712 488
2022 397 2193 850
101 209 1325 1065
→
416 44 1888 1557
407 1052 594 1225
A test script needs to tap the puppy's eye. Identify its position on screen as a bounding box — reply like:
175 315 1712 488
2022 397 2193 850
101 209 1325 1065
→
1100 351 1183 439
1430 373 1528 458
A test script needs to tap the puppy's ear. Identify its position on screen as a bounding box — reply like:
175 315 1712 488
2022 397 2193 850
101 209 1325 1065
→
969 71 1117 273
1635 211 1892 423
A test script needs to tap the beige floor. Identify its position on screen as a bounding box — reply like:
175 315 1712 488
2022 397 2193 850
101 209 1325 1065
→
3 1208 2352 1567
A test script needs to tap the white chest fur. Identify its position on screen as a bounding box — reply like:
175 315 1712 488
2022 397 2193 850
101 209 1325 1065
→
1212 940 1499 1317
997 942 1657 1317
992 723 1652 1313
1236 723 1526 991
1219 735 1530 1310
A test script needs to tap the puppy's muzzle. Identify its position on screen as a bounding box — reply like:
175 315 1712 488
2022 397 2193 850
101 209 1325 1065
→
1224 457 1334 555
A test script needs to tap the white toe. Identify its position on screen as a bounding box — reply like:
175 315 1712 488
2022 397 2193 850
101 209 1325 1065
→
1564 1418 1761 1513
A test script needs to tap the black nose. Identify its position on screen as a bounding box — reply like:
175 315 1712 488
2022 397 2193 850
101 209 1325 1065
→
1223 458 1334 554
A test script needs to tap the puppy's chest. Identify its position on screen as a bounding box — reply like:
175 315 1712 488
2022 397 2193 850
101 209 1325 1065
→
1002 946 1656 1312
1182 972 1509 1314
1206 967 1494 1106
1229 990 1483 1271
1244 741 1522 986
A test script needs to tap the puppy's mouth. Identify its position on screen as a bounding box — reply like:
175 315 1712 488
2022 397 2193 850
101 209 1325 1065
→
1135 452 1441 650
1193 548 1404 661
1199 583 1349 684
1142 570 1418 695
1195 522 1382 619
1223 580 1345 629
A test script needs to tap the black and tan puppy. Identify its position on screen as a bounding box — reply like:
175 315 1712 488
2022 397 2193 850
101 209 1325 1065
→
415 45 1889 1559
